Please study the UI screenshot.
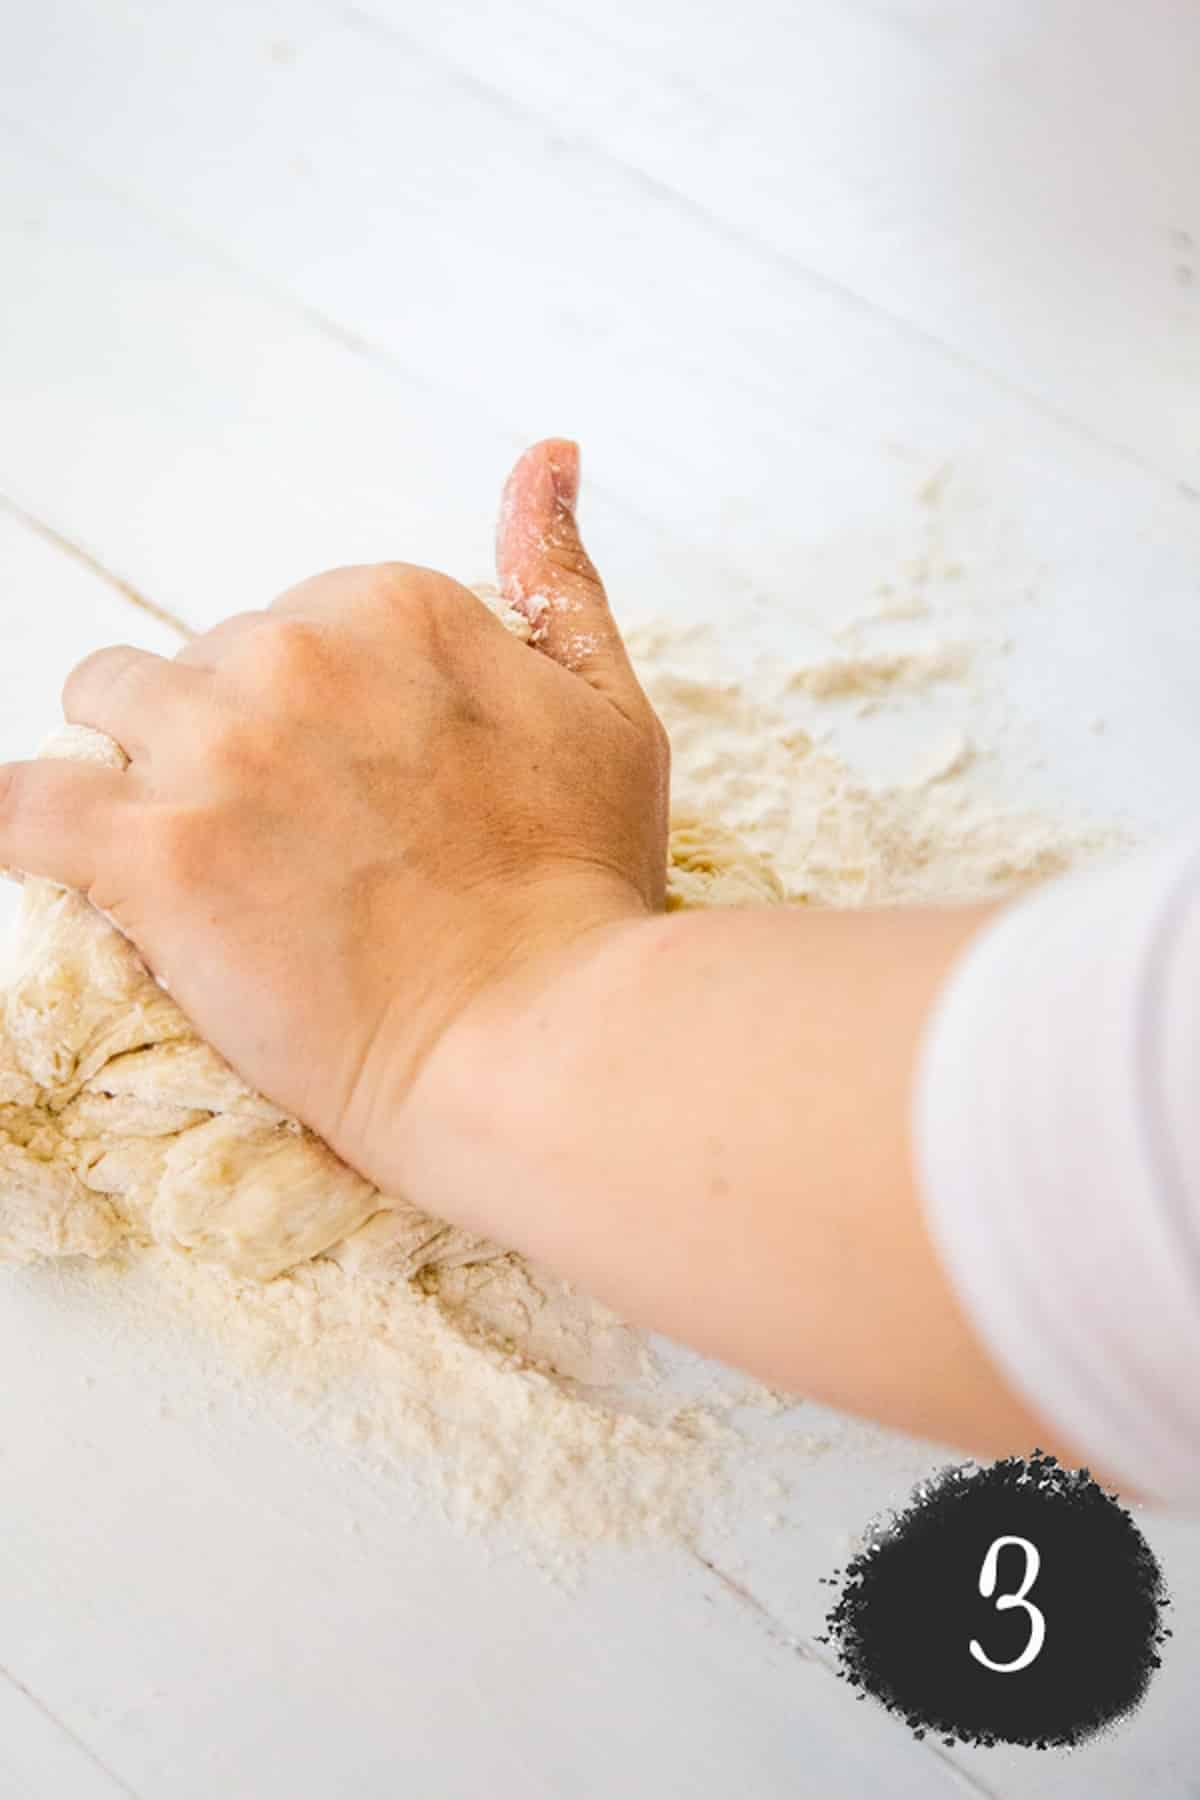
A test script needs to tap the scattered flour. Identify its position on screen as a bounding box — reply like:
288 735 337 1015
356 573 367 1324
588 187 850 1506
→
784 642 971 700
630 622 1110 911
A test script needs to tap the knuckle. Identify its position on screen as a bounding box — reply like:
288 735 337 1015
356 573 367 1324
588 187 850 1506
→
545 547 592 587
378 564 468 628
176 610 264 668
372 559 427 593
541 528 601 590
266 615 325 666
62 644 142 715
241 616 329 690
271 563 381 612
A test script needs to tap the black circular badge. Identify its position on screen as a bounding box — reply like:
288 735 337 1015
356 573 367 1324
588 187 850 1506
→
819 1453 1171 1750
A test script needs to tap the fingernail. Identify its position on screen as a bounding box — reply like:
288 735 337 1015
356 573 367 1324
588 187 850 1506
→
549 441 580 514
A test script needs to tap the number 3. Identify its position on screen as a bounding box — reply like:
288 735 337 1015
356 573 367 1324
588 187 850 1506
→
969 1535 1046 1673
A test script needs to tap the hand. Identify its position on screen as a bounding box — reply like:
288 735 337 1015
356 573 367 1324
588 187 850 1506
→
0 440 669 1186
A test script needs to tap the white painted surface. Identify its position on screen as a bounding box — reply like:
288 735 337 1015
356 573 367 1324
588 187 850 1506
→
0 2 1198 1792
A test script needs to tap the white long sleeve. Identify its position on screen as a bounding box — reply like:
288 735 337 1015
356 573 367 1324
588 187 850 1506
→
914 837 1200 1506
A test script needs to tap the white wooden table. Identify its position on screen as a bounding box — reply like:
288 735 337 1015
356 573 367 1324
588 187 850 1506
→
1 3 1198 1793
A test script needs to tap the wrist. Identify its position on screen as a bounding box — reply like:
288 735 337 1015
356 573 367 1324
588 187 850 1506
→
344 889 657 1211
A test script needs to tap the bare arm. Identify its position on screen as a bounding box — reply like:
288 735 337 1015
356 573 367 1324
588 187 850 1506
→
391 895 1065 1462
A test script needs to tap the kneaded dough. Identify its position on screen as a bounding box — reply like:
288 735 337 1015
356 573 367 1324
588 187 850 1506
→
0 596 786 1285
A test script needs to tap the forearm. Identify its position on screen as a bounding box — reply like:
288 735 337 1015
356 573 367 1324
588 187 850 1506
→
392 903 1066 1462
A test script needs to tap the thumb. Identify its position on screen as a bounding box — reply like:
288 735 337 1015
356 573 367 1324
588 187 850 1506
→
496 438 640 707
